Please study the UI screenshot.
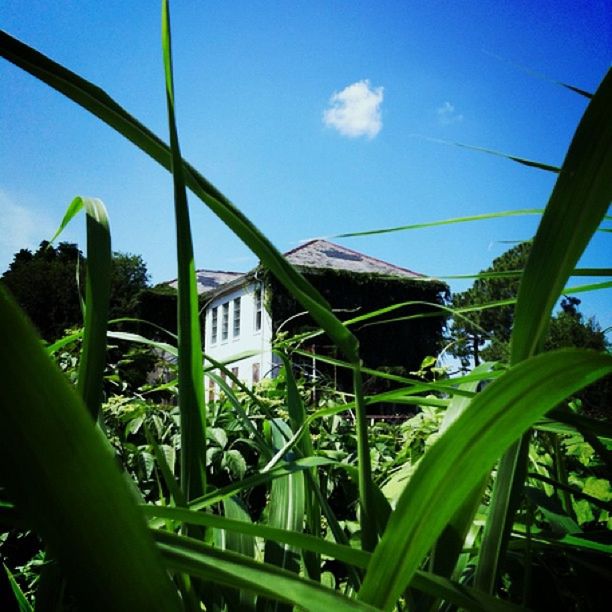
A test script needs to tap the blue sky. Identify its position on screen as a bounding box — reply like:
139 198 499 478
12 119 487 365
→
1 1 610 329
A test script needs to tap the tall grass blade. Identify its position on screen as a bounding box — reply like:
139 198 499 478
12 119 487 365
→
49 196 111 419
3 564 33 612
155 530 376 612
277 352 321 580
0 286 181 611
410 136 560 172
262 419 305 587
161 0 206 502
511 69 612 363
357 349 612 610
475 68 612 593
335 208 544 238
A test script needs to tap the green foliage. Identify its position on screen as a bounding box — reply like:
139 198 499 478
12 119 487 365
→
1 8 611 612
449 241 531 367
1 242 151 342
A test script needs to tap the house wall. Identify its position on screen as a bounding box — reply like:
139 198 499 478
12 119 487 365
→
204 281 275 398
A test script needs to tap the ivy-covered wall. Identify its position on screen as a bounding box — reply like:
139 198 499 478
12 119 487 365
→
263 267 449 386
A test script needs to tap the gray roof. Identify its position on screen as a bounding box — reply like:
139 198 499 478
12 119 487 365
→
167 239 423 297
167 270 243 294
284 239 423 278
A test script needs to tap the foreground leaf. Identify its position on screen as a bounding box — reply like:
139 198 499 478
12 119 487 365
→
358 349 612 610
0 286 181 611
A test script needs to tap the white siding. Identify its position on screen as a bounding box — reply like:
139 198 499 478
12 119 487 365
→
204 281 275 395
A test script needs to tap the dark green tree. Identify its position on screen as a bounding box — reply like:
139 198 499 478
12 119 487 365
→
449 242 609 365
1 242 150 341
449 241 531 368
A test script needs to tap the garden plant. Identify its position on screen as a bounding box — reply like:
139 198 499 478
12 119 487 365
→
0 2 611 610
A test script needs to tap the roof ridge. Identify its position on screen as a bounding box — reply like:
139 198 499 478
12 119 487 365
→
284 239 423 278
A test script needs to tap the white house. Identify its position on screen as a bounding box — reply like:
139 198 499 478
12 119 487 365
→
188 239 441 397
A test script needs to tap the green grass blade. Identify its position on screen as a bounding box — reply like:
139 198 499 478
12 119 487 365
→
358 349 612 610
145 505 370 568
161 0 206 502
0 286 181 611
475 68 612 594
155 530 377 612
49 196 112 419
218 497 257 610
0 29 359 363
187 457 333 512
335 208 544 239
511 69 612 363
427 364 493 590
277 352 321 580
3 564 33 612
411 136 561 172
263 419 305 580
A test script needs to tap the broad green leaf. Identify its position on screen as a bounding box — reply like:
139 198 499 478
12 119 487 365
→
358 349 612 610
0 286 181 611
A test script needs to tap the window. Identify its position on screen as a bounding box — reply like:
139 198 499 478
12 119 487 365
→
254 287 262 332
231 366 239 387
222 302 229 341
210 307 218 344
252 362 260 385
233 297 241 338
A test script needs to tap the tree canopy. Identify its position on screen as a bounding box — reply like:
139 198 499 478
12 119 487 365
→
449 241 609 367
1 242 150 341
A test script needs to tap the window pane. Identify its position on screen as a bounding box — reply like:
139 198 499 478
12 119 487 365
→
233 297 241 338
211 307 218 344
254 288 262 332
222 302 229 341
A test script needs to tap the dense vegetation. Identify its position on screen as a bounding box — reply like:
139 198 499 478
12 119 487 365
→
0 3 610 611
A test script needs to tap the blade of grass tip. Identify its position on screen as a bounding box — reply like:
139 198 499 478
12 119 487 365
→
3 564 33 612
357 350 612 610
511 69 612 363
49 196 112 419
0 286 181 611
482 49 593 99
0 30 359 364
410 135 561 172
161 0 206 503
476 68 612 594
334 208 544 239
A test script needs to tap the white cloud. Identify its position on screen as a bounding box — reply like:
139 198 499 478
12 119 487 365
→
0 190 54 271
323 80 384 139
436 101 463 125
